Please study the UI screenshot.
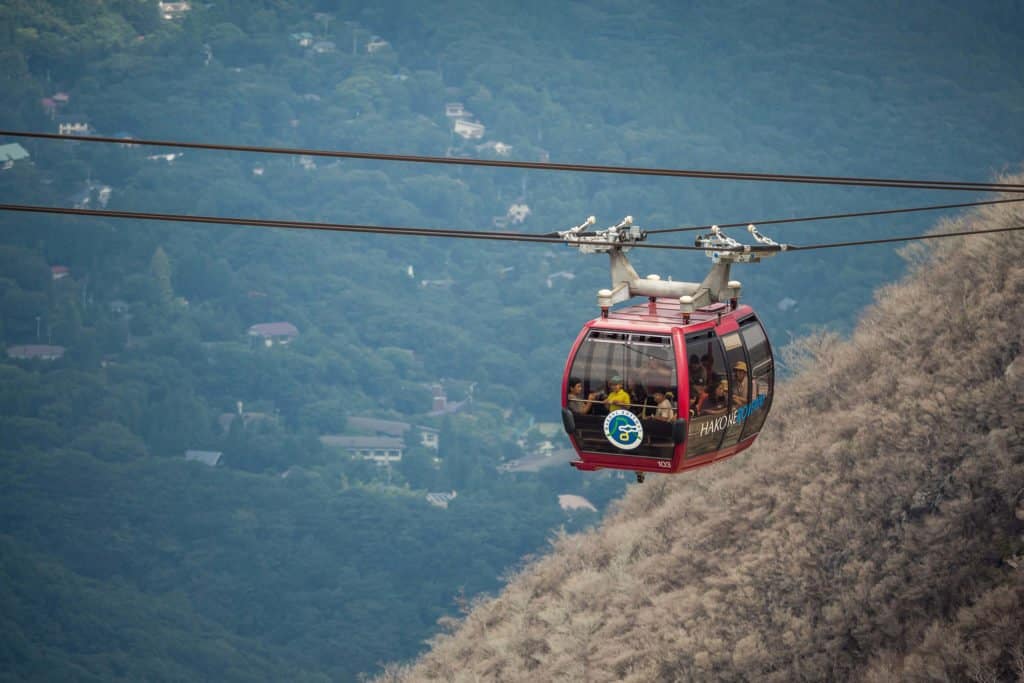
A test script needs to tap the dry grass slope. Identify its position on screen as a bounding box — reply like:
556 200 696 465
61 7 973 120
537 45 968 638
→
379 185 1024 682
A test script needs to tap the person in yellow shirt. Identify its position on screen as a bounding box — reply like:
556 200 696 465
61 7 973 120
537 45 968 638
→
603 375 632 412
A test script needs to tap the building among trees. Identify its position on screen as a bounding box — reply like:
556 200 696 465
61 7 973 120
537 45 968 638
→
247 322 299 346
6 345 65 361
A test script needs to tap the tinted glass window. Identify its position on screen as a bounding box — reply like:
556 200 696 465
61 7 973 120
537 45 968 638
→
566 330 677 460
685 330 729 458
719 332 748 449
685 319 774 457
739 317 773 440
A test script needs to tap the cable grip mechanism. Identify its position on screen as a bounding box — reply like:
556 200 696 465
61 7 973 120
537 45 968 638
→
696 224 787 263
559 215 646 254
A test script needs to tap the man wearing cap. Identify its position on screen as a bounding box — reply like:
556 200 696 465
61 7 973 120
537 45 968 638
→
731 361 758 409
603 375 632 412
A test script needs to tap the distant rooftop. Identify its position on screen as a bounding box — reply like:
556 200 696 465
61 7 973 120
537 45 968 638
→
347 416 439 436
426 491 457 508
7 345 65 360
0 143 29 163
185 449 223 466
320 435 404 450
248 322 299 338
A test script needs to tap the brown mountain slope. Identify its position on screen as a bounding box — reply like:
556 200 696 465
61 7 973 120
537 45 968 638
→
381 190 1024 682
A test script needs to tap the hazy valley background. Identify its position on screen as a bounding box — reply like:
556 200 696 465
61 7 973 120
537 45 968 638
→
0 0 1022 680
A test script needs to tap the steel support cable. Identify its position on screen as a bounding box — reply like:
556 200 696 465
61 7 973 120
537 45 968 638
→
0 203 712 249
782 224 1024 251
1 202 1021 253
645 197 1024 235
4 129 1024 194
0 203 578 245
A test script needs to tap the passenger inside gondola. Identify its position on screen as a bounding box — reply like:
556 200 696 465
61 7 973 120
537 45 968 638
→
699 379 730 415
567 377 598 415
731 361 754 408
689 385 701 417
700 354 715 389
688 356 705 417
627 375 647 413
651 388 675 422
603 375 630 412
688 354 707 389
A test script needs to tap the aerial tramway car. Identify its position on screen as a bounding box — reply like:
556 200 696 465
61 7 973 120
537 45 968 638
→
558 217 781 482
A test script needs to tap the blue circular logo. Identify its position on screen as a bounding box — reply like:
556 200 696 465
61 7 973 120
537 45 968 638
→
603 410 644 450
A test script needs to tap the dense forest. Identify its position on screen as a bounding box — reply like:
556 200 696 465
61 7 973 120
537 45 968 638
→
380 196 1024 682
0 0 1022 680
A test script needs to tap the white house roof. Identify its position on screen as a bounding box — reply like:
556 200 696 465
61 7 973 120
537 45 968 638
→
185 450 223 466
0 143 29 162
558 494 597 512
248 322 299 338
453 119 485 139
426 491 457 508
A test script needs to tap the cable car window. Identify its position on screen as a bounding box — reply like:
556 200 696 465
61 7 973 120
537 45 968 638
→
566 330 677 459
719 331 748 450
722 332 743 351
685 330 729 458
739 317 773 441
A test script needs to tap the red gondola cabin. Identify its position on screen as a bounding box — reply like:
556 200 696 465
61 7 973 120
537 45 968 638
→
561 297 774 476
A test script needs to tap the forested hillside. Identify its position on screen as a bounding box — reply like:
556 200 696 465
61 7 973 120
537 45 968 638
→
1 0 1022 680
380 197 1024 681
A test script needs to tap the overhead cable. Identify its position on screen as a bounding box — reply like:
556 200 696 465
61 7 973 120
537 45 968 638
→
0 203 576 245
0 203 701 250
4 129 1024 194
783 225 1024 251
645 197 1024 235
1 202 1020 253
